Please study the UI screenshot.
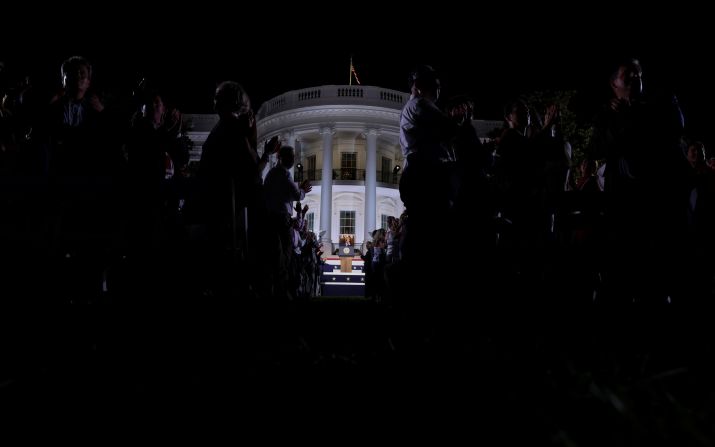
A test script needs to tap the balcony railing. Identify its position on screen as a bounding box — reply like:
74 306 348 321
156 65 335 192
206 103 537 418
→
257 85 409 119
335 168 364 181
294 169 401 185
375 170 401 185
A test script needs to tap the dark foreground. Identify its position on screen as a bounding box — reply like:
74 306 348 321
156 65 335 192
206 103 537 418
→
1 297 714 446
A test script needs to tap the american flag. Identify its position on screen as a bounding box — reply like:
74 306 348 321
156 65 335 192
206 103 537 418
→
351 64 361 85
350 57 361 85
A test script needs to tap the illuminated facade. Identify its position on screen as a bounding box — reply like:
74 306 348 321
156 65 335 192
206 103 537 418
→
186 84 501 255
253 84 411 253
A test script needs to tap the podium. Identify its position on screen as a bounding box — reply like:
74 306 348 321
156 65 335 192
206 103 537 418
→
338 235 355 273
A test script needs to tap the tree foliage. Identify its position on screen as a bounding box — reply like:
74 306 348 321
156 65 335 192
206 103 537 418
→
525 90 594 167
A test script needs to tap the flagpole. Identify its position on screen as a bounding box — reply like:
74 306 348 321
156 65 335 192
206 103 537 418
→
349 55 353 85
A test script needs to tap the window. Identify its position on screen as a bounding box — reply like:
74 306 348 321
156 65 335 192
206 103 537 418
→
306 212 314 233
341 152 357 180
381 214 389 231
381 157 392 183
339 211 356 236
307 155 316 181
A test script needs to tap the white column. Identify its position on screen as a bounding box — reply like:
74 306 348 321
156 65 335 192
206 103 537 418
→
294 138 302 160
364 128 378 242
319 126 334 255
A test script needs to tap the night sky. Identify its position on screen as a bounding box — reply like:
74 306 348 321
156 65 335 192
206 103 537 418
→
5 5 713 143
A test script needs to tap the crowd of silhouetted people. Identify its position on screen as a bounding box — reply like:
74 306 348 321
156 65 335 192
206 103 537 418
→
1 56 714 319
0 56 333 306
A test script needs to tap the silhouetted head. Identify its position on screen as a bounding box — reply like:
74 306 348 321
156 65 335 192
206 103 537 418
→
408 65 441 101
609 57 643 101
141 92 165 125
503 99 530 131
279 145 296 168
445 95 474 121
61 56 92 99
687 141 706 167
214 81 251 116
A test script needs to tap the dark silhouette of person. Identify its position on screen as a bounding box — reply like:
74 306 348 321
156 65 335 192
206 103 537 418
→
123 89 188 296
398 65 462 264
197 81 276 296
263 145 312 299
588 57 690 303
41 56 124 303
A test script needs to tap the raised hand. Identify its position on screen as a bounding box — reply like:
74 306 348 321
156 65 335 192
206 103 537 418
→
260 136 281 163
610 97 630 112
166 108 182 134
264 135 281 155
543 104 559 128
300 179 312 193
88 93 104 112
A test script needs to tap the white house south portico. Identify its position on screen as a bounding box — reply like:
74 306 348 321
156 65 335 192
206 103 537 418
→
255 85 408 255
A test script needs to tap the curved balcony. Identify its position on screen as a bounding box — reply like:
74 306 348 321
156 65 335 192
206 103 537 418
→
256 85 409 120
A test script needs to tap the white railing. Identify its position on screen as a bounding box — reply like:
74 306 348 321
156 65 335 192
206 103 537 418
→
257 85 408 119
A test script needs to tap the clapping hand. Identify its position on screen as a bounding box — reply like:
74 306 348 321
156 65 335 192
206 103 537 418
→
88 93 104 113
264 135 281 155
300 180 312 193
543 104 559 128
166 108 182 134
610 97 631 112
